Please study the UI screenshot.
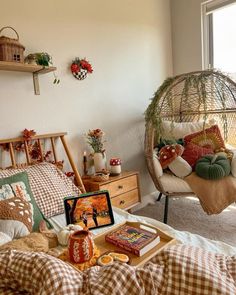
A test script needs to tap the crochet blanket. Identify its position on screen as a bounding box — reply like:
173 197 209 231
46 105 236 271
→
0 245 236 294
185 172 236 214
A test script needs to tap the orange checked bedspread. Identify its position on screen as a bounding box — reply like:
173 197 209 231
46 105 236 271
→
0 244 236 294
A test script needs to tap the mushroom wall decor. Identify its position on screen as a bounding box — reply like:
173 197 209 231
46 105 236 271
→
70 57 93 80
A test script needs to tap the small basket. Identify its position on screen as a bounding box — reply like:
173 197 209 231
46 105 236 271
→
92 172 110 182
0 26 25 63
72 68 88 80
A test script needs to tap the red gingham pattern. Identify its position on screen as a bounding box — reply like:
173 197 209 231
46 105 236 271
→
0 163 80 218
1 245 236 294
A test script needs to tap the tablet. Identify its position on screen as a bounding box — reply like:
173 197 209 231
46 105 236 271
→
64 190 115 230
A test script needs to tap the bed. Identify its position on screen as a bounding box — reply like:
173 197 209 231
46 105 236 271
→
0 132 236 294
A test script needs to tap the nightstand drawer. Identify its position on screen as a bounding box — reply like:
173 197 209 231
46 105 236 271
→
100 175 137 198
82 171 141 211
111 189 139 209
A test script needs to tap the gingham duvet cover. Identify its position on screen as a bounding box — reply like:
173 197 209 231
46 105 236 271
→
0 244 236 295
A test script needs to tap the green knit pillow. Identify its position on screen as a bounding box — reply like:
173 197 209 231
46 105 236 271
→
195 155 231 180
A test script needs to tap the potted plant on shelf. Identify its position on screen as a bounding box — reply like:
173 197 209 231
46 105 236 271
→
25 52 60 84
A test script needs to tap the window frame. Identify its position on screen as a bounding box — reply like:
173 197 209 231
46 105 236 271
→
201 0 236 70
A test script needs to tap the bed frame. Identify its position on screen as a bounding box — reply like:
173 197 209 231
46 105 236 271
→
0 132 86 193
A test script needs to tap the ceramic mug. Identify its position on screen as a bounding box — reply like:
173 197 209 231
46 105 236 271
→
68 230 94 263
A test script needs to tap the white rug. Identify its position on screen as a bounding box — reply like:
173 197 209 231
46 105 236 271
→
134 196 236 246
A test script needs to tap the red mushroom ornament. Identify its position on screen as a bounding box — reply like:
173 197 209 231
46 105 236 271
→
110 158 121 175
159 144 192 178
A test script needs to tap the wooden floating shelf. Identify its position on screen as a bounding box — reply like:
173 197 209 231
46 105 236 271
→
0 61 56 73
0 61 57 95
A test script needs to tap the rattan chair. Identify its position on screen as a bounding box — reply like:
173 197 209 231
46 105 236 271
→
145 70 236 224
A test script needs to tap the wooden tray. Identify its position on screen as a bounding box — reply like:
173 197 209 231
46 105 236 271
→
93 221 177 267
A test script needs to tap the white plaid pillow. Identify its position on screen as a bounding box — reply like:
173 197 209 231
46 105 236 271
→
0 163 81 218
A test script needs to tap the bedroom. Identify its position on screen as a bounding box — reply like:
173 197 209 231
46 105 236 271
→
0 0 236 294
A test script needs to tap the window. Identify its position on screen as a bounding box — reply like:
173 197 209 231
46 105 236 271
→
201 0 236 77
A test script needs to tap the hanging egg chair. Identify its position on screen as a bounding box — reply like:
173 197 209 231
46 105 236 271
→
144 70 236 223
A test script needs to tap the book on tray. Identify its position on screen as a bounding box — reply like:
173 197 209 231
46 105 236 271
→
105 223 160 256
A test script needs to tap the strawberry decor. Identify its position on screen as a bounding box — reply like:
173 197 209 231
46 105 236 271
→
71 57 93 80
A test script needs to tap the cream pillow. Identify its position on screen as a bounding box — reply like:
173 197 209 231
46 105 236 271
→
226 146 236 177
162 121 207 140
231 159 236 177
153 149 163 178
231 150 236 177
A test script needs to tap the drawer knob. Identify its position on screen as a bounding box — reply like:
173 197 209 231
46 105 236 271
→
120 200 125 205
118 185 123 189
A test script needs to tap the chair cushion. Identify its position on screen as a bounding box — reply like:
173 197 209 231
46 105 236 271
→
159 173 192 193
152 149 163 178
231 157 236 177
162 121 206 140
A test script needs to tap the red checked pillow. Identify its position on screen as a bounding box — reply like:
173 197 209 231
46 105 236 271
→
184 125 225 151
0 163 80 218
182 143 214 168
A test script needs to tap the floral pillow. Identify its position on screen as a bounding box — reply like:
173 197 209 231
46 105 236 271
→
184 125 225 151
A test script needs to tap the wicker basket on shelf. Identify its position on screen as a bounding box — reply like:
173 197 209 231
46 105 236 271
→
0 26 25 63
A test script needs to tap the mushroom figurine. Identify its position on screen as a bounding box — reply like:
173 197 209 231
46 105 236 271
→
159 144 192 178
110 158 122 175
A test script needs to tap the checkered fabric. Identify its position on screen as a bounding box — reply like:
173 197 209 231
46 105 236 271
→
0 249 84 294
0 163 80 218
0 245 236 294
146 245 236 295
73 69 87 80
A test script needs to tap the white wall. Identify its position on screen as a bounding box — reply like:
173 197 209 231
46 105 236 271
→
171 0 203 75
0 0 173 198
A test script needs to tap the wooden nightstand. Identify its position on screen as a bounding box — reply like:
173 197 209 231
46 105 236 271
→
82 171 141 210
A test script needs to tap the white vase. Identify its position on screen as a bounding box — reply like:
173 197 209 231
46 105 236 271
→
93 152 107 172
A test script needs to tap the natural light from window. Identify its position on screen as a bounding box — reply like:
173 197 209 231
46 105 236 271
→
213 3 236 75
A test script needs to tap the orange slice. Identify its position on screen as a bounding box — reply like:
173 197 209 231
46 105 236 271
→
97 255 114 266
109 252 129 263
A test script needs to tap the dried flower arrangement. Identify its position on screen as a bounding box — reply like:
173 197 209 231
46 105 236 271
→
0 129 63 169
86 129 105 153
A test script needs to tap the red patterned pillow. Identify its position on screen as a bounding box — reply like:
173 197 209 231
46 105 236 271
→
182 143 214 168
184 125 225 151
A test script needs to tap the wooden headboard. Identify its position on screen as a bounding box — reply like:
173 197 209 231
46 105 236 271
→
0 132 85 193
